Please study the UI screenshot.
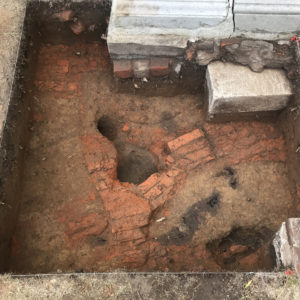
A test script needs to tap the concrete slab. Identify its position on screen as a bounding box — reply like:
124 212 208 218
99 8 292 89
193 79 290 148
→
234 0 300 39
206 61 293 116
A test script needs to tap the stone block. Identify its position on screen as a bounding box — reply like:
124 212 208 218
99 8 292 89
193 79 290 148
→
273 222 293 268
133 59 150 78
206 61 293 116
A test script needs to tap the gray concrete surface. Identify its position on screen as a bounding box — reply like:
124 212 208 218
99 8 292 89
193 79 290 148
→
234 0 300 39
0 272 299 299
206 61 293 116
0 0 26 139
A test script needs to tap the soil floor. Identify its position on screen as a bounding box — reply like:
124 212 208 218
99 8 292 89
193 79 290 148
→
9 39 298 273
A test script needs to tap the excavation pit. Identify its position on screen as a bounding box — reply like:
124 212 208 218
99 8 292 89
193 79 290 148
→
1 1 300 276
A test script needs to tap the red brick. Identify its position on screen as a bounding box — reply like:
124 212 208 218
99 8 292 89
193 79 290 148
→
150 197 168 210
150 58 169 77
113 60 133 79
144 185 163 200
229 245 248 255
53 10 74 22
185 149 213 162
67 213 107 243
138 173 160 193
158 174 174 188
122 123 130 132
111 214 149 232
115 228 145 242
165 155 175 166
167 129 204 153
101 191 151 219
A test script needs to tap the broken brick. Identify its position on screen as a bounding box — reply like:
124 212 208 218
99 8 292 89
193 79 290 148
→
167 129 204 153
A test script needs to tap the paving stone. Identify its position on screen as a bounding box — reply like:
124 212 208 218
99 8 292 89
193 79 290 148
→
206 61 293 116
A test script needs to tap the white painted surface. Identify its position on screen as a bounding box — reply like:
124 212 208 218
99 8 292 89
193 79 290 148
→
206 61 292 115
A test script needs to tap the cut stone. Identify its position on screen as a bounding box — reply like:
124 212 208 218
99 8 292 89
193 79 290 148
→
206 61 293 116
273 222 293 269
108 0 233 59
274 219 300 277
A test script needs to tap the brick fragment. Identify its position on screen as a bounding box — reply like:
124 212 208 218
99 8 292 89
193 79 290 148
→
144 185 163 200
150 58 169 77
115 228 145 242
113 60 133 79
138 173 160 193
167 129 204 153
53 10 74 22
185 149 214 163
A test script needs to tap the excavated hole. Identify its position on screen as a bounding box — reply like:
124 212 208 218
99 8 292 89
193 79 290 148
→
207 227 275 270
97 116 117 141
97 116 158 185
117 148 158 185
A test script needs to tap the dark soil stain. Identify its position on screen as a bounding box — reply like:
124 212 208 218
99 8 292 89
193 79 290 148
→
159 192 221 246
217 166 238 190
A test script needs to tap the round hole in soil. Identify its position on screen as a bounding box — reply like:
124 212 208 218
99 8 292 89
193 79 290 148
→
117 148 158 185
97 115 117 141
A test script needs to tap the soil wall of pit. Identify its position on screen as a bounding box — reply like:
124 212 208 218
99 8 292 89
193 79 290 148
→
0 1 110 272
0 7 39 271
